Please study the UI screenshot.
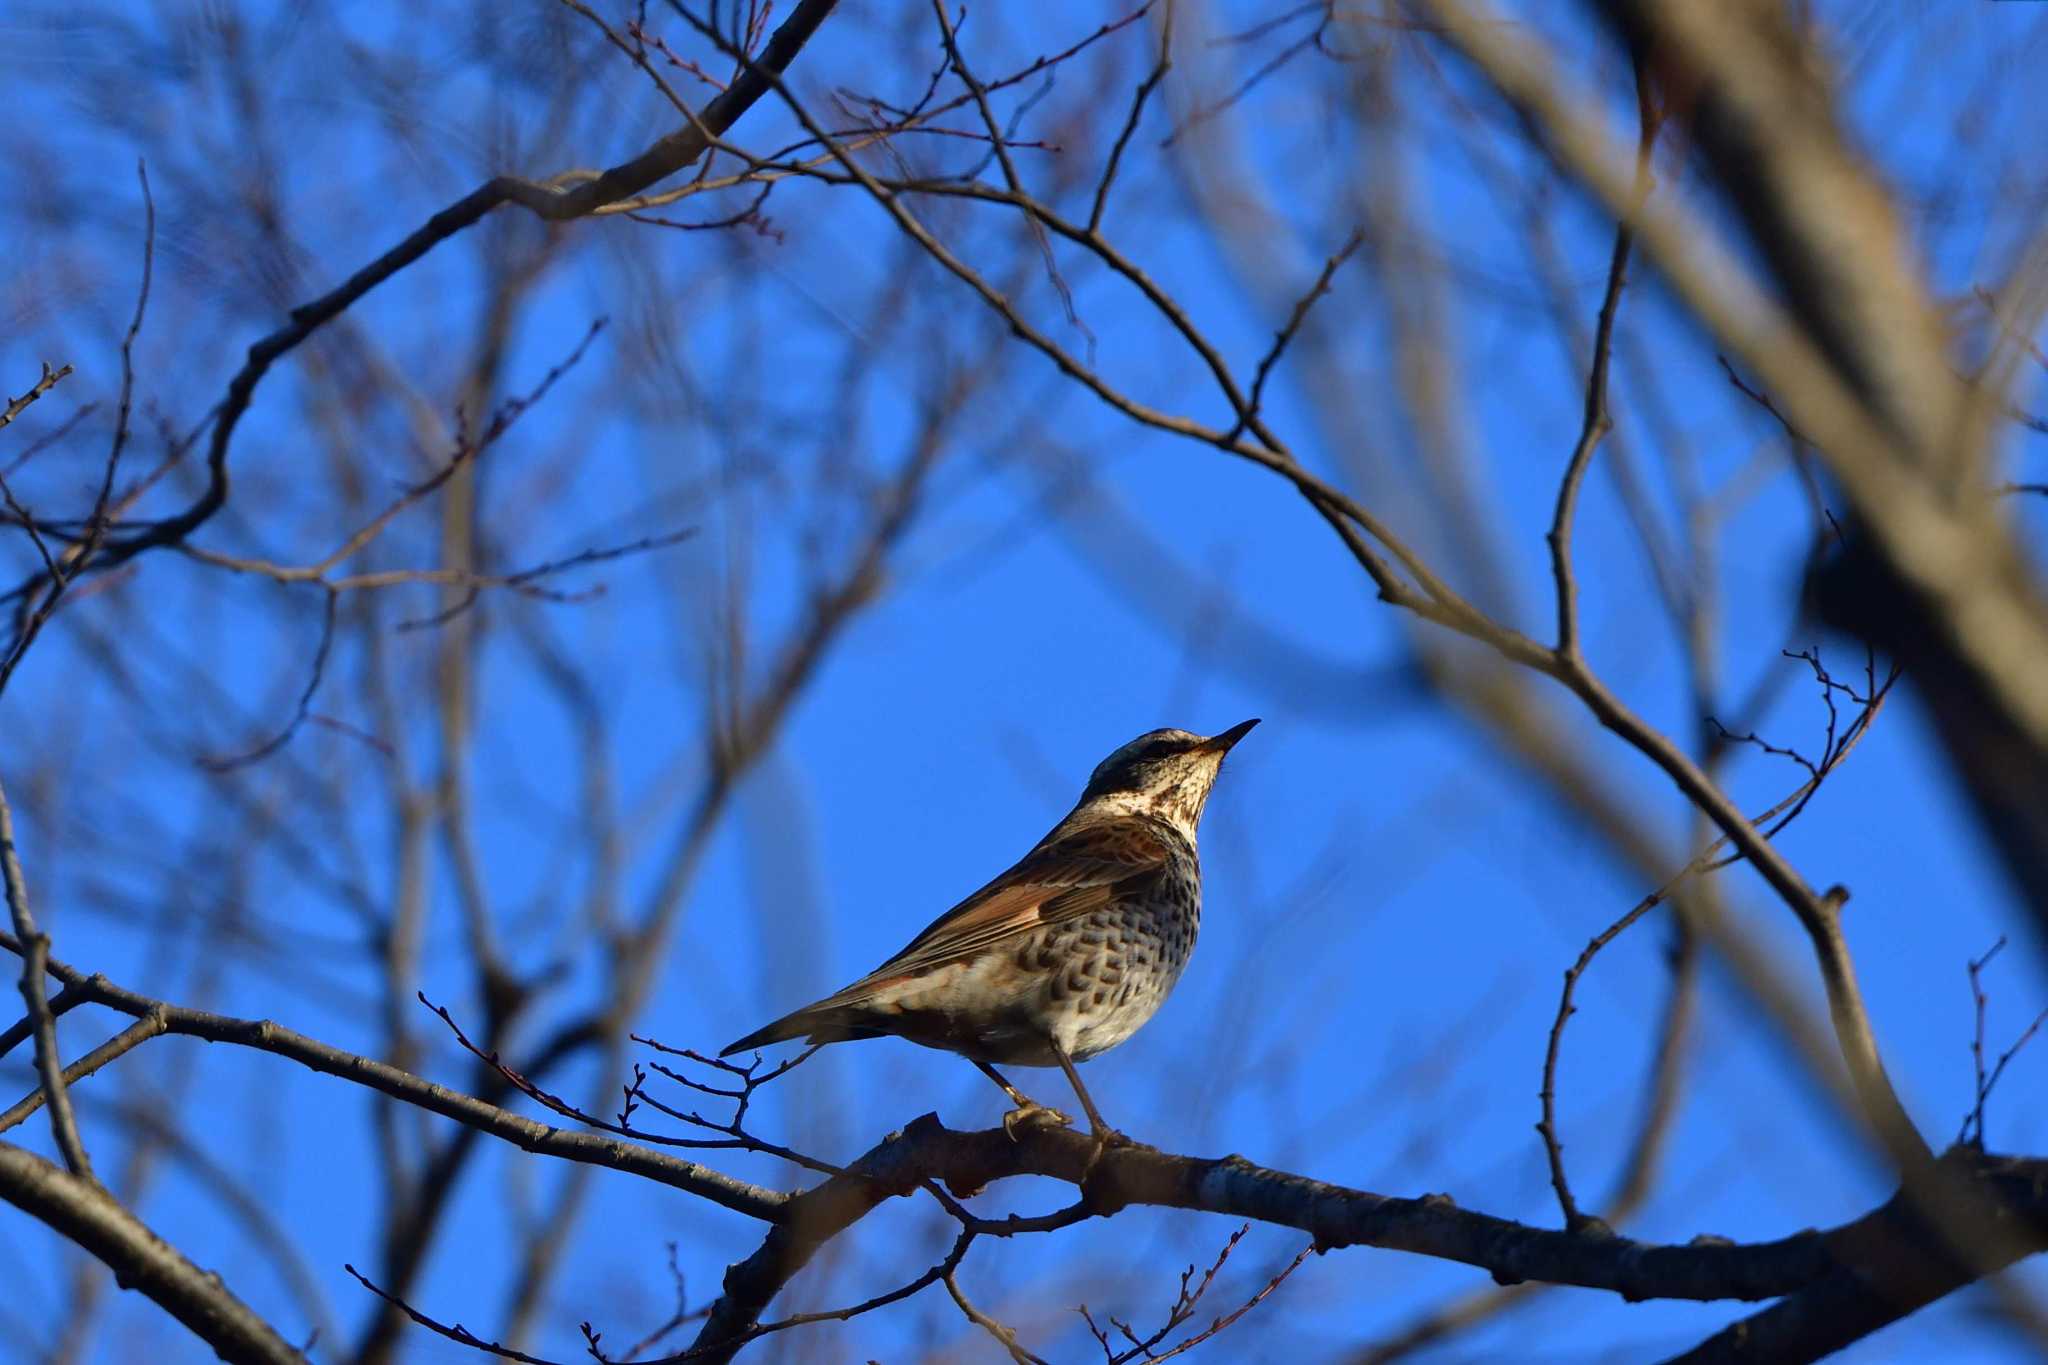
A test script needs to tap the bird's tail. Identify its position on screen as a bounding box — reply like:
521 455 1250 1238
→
719 1001 877 1057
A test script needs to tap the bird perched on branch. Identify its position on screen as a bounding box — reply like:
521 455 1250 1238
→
722 720 1259 1140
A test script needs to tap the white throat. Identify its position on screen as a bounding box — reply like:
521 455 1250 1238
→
1074 787 1204 841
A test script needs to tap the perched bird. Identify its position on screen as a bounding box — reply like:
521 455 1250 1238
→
721 720 1259 1138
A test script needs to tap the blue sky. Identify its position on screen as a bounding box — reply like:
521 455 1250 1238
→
3 2 2047 1361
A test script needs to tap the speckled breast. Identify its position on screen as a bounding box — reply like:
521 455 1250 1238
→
1034 846 1203 1061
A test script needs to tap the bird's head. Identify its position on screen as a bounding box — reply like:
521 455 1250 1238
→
1076 719 1260 831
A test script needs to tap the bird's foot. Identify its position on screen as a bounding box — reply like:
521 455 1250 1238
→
1001 1101 1072 1140
1083 1126 1135 1168
1075 1125 1136 1184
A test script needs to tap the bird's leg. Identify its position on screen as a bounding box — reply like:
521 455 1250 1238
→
970 1058 1035 1107
1048 1038 1125 1146
971 1058 1070 1138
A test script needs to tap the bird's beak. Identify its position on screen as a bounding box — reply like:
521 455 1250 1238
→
1201 718 1261 753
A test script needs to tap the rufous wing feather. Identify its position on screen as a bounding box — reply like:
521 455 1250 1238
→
812 822 1173 1006
719 820 1176 1053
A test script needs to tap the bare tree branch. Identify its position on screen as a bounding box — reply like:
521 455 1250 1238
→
0 1141 307 1365
0 936 784 1221
1 776 94 1180
11 0 841 612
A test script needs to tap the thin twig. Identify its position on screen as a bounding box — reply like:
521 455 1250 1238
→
199 588 339 773
1 777 95 1180
944 1265 1048 1365
1538 665 1893 1225
1145 1243 1312 1362
179 319 609 588
0 165 155 694
352 1227 982 1364
0 942 786 1217
7 0 839 624
423 994 843 1177
1238 228 1365 440
0 363 74 434
1546 58 1658 659
1960 938 2048 1149
0 1011 170 1133
1089 2 1172 233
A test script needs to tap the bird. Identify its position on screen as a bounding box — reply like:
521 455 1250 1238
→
721 719 1259 1140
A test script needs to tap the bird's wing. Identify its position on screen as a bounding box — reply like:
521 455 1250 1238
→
819 820 1176 1002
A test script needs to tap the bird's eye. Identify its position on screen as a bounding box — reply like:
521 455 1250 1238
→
1139 739 1180 761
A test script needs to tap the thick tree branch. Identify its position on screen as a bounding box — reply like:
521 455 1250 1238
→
688 1113 2048 1363
0 1141 307 1365
1673 1153 2048 1361
8 934 2044 1364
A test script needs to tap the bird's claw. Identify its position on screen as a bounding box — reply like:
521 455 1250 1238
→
1078 1125 1133 1177
1002 1102 1072 1140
